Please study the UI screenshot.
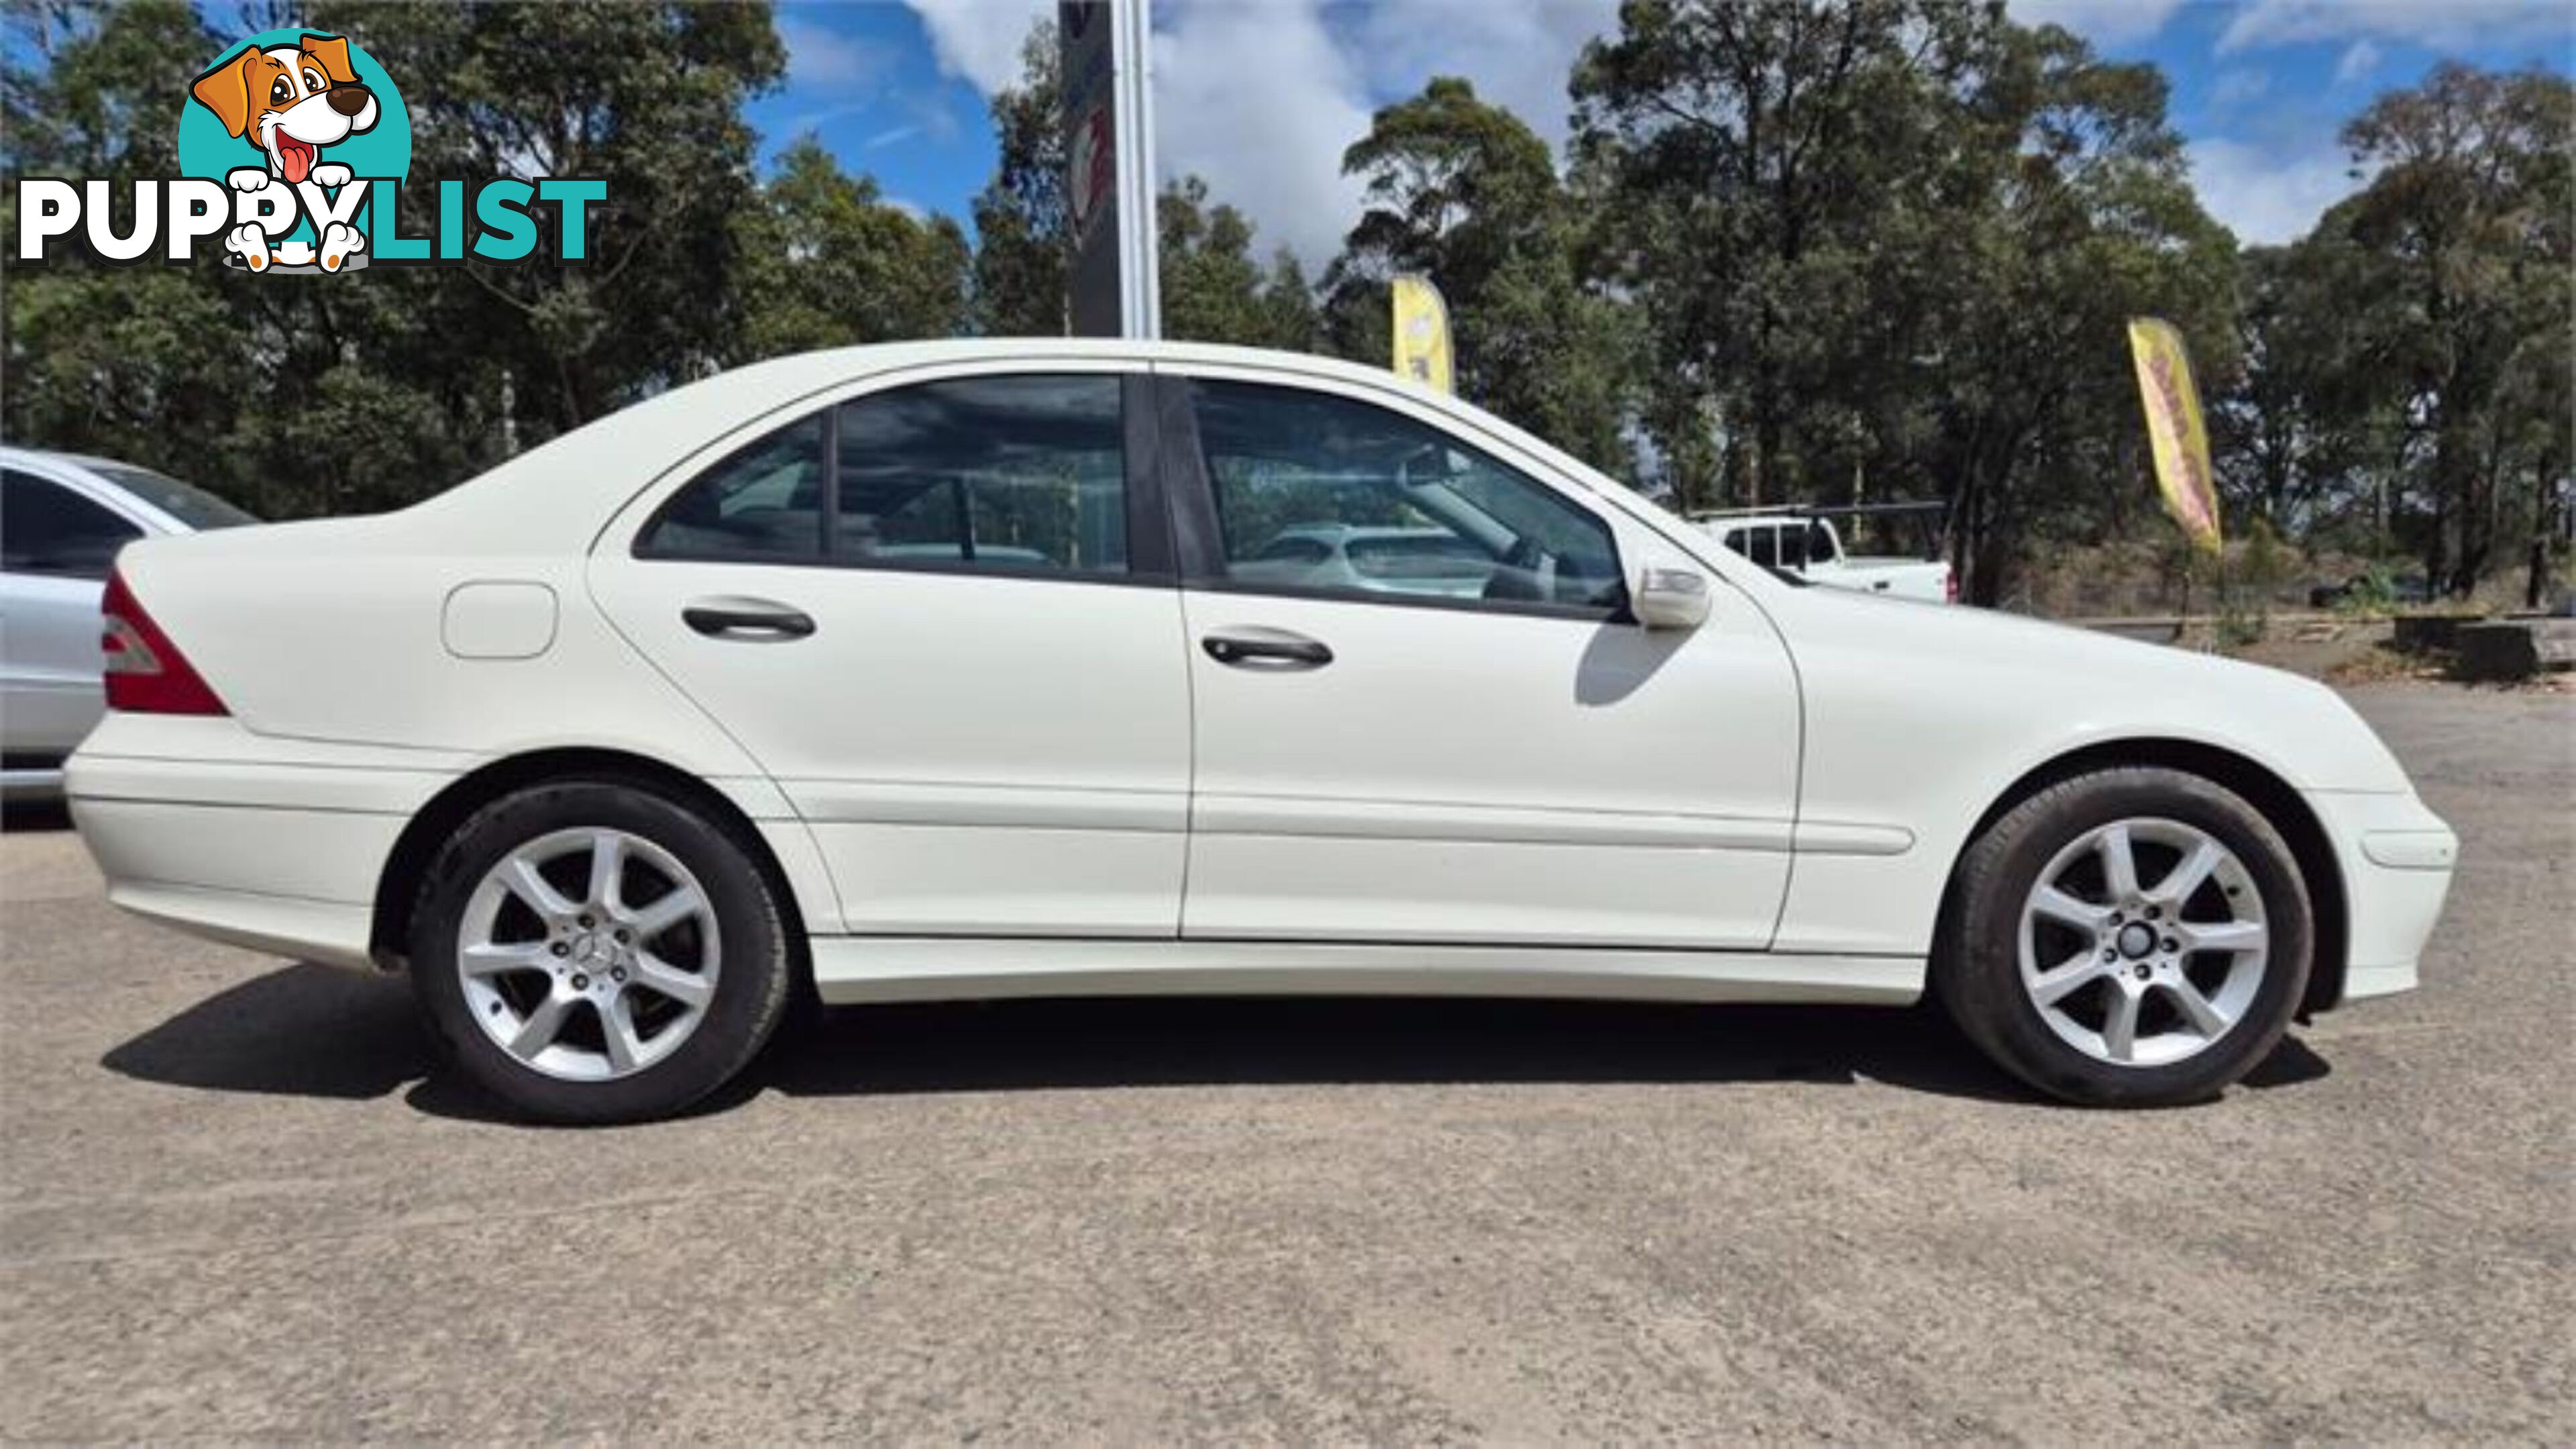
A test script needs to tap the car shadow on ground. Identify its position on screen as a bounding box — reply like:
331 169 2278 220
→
101 963 430 1101
100 961 2334 1124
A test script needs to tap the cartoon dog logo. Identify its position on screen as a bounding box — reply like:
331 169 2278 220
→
189 33 378 272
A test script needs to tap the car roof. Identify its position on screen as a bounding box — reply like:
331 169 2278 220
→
0 445 196 496
0 446 192 529
0 444 113 473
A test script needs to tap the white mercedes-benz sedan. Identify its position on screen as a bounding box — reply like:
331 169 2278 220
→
67 340 2457 1123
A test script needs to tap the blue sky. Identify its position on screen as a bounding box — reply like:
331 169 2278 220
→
745 3 1002 225
755 0 2572 262
2037 0 2576 242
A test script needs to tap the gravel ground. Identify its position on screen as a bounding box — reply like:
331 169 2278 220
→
1 682 2569 1443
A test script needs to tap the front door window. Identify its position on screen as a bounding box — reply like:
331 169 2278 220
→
1184 380 1624 615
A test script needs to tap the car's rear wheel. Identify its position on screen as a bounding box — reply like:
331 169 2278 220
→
409 781 792 1124
1937 766 2313 1107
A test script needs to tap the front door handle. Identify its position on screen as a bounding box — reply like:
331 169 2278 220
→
1201 627 1332 669
684 598 816 641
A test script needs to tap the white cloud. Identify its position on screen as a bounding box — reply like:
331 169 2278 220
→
778 15 893 89
783 101 867 140
2188 135 2371 246
2209 68 2270 107
908 0 1547 267
906 0 1051 93
888 0 1631 268
2219 0 2573 52
1150 0 1375 266
1346 0 1619 148
2005 0 2189 47
2334 39 2383 85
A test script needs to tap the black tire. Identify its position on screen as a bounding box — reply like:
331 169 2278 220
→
408 780 794 1125
1935 766 2313 1108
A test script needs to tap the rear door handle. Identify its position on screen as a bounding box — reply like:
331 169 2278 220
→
684 598 815 641
1201 627 1332 669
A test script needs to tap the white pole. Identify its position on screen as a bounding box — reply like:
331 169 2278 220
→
1114 0 1160 339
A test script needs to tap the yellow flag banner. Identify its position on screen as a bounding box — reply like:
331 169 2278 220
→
2126 317 2220 555
1391 273 1454 395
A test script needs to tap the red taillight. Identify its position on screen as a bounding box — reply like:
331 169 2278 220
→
101 568 227 716
1945 569 1960 604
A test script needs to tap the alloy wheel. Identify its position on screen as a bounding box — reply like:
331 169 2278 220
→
2017 817 2269 1069
455 827 722 1082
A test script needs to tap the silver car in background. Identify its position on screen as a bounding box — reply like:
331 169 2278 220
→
1 447 257 799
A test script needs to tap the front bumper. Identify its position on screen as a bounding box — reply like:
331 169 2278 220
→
2305 789 2459 1006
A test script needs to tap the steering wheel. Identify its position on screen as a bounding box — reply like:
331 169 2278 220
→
1483 536 1550 603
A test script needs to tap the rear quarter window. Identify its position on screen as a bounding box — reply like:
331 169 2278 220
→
636 415 829 561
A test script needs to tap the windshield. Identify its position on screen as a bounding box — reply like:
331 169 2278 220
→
86 463 258 530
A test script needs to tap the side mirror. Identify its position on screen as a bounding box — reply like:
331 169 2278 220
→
1632 566 1711 630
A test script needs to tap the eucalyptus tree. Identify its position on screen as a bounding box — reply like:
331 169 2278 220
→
734 138 971 360
968 21 1069 337
2325 63 2573 594
1157 176 1318 350
1572 0 2234 600
1329 76 1639 475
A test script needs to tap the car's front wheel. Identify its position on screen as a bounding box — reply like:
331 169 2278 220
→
1937 765 2314 1107
408 781 793 1124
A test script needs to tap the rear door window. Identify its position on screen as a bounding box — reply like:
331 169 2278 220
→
636 415 828 561
637 374 1132 578
833 375 1126 575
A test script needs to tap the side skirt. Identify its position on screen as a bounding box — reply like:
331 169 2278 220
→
807 936 1925 1007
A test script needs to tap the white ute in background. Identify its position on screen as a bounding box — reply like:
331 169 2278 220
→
1697 510 1955 602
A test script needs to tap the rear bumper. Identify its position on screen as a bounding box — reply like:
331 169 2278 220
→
97 878 378 971
2306 789 2459 1006
66 716 466 971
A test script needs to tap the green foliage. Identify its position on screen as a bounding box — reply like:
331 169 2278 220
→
1157 176 1317 350
968 21 1067 336
2214 235 2390 537
2322 63 2573 599
2212 605 2265 651
1328 76 1638 474
2216 520 2290 647
2236 513 2287 619
304 0 786 431
1 0 2567 608
734 139 970 358
1572 1 2239 600
5 0 788 515
2336 564 2405 615
2 1 251 493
